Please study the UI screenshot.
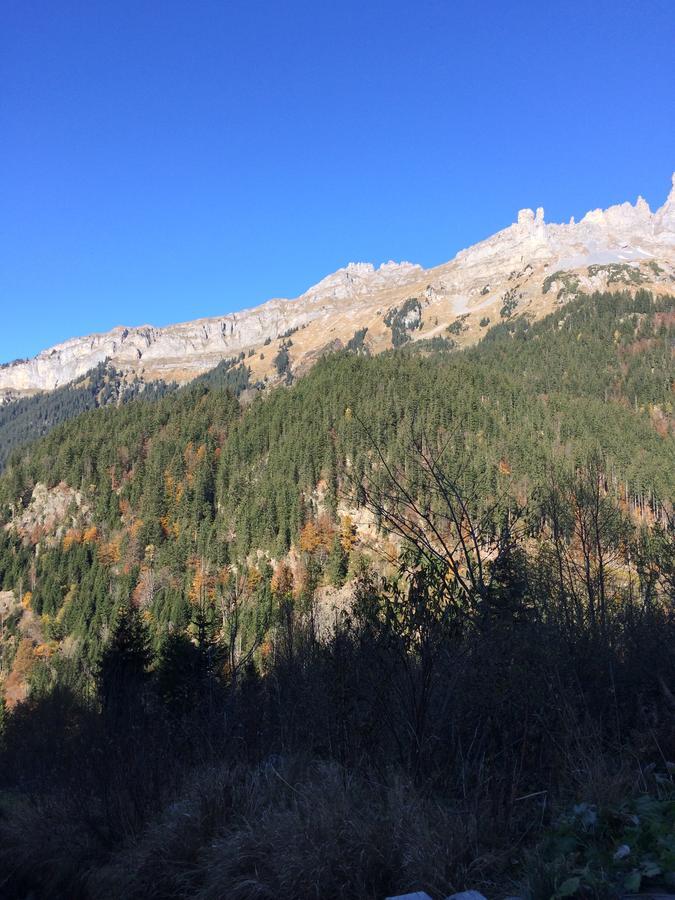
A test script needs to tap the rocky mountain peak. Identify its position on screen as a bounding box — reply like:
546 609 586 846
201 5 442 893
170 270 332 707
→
455 175 675 276
653 171 675 238
303 260 422 303
1 174 673 401
517 207 545 227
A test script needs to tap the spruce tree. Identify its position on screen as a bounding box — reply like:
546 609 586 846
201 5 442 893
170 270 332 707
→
97 602 153 717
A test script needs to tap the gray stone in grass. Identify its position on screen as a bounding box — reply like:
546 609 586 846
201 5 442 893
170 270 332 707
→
444 893 489 900
385 893 433 900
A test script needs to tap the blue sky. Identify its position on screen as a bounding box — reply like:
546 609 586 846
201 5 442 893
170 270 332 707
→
1 0 673 363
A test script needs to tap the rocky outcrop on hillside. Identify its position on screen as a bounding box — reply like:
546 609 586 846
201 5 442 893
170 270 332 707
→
6 482 90 545
1 175 674 400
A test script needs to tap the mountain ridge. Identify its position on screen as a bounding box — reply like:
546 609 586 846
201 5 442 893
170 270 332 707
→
2 174 674 399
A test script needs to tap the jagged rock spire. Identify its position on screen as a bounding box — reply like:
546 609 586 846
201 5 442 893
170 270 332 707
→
1 174 673 398
654 172 675 237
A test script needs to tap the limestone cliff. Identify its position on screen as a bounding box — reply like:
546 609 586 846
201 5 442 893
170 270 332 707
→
1 176 673 400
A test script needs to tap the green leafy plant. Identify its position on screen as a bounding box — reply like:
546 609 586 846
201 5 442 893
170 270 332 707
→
524 783 675 898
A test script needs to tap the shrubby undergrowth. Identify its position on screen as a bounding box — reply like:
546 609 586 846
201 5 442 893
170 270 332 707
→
0 290 673 898
0 509 673 898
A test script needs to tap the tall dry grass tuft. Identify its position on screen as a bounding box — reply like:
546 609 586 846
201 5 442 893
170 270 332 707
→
0 791 100 899
86 758 476 900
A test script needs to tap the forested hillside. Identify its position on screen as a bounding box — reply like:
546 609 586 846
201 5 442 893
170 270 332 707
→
0 356 262 474
0 289 672 663
0 363 175 471
0 290 673 899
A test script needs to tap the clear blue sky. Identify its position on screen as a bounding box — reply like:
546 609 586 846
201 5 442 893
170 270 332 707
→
1 0 673 363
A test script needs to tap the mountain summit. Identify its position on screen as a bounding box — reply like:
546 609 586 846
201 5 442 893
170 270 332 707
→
2 175 674 400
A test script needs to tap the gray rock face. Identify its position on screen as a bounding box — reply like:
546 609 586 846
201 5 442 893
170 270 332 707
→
1 176 673 400
0 590 17 618
0 261 422 396
6 482 90 544
454 173 675 276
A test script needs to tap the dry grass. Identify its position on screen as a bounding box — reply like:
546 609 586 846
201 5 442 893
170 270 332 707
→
0 791 101 898
86 758 476 900
0 747 650 900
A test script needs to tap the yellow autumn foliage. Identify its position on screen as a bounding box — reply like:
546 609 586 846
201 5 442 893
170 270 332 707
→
340 515 356 553
82 526 99 544
63 529 82 551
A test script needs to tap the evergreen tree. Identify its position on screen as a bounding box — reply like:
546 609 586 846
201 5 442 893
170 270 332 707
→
327 534 348 588
156 631 203 712
97 602 153 717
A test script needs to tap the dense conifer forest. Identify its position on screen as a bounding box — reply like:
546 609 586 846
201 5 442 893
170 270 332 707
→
0 363 176 471
0 290 673 898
